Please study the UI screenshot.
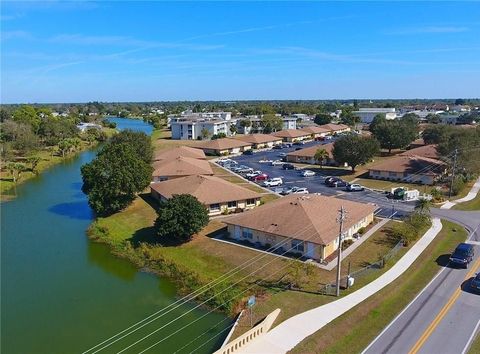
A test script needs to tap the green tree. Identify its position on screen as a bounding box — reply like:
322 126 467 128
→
391 222 418 247
154 194 209 244
415 198 432 214
332 135 380 172
260 114 283 133
26 156 41 174
421 125 451 145
369 114 386 134
372 119 417 153
12 105 41 133
230 124 237 135
81 143 153 215
0 108 11 122
58 138 73 158
425 114 440 124
314 113 331 126
211 132 227 140
110 130 153 164
5 162 28 183
200 128 210 140
314 148 329 166
239 119 251 129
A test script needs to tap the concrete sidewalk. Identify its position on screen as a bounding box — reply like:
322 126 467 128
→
440 177 480 209
239 218 443 353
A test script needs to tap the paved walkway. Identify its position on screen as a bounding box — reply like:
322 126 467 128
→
238 177 480 354
440 177 480 209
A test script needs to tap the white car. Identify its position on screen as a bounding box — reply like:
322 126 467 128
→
292 187 309 194
258 159 273 164
278 152 287 157
263 178 283 187
245 170 262 179
271 160 284 166
301 170 315 177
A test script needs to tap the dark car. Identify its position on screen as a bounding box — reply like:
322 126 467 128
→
293 141 304 146
243 149 254 155
272 145 283 150
449 243 475 268
326 177 347 187
324 176 336 185
282 163 295 170
471 273 480 293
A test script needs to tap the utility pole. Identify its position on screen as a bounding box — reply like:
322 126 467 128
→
335 206 347 297
449 148 458 198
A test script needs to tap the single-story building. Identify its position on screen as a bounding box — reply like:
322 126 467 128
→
152 156 214 182
401 144 439 160
319 123 351 134
234 134 283 149
272 129 311 142
197 138 252 156
368 155 446 185
153 146 206 161
300 126 331 140
223 194 376 261
286 143 335 165
150 175 261 216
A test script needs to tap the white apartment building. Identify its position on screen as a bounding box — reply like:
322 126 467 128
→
237 116 297 134
353 108 397 123
171 119 233 140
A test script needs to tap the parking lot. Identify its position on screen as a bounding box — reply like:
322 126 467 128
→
222 141 415 219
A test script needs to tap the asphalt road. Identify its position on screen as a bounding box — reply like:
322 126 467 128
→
229 142 415 219
363 216 480 354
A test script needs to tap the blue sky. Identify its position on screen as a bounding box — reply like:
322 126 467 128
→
1 1 480 103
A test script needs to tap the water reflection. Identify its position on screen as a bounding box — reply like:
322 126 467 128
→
87 242 136 281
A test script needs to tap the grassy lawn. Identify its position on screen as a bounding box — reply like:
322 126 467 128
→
289 220 468 354
469 334 480 354
453 193 480 211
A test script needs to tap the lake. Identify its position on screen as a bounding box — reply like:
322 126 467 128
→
1 118 229 354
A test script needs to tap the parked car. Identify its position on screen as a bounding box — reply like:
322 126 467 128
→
449 243 475 268
292 187 309 194
263 178 283 187
271 160 284 166
243 149 254 155
280 186 297 195
237 167 254 174
346 183 365 192
282 163 295 170
282 143 293 148
324 176 336 185
245 170 262 179
258 158 273 164
278 152 287 157
471 273 480 293
272 144 283 150
293 141 305 146
301 170 315 177
324 136 333 140
326 178 347 187
252 173 269 182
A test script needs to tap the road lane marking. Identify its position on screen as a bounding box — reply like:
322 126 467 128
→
461 318 480 354
361 266 448 354
408 257 480 354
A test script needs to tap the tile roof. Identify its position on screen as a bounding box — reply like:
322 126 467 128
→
153 146 206 161
223 194 376 246
152 157 213 178
197 138 252 150
368 155 445 176
319 123 350 132
300 126 331 134
234 134 283 144
401 144 439 159
286 143 335 158
272 129 311 138
150 175 261 205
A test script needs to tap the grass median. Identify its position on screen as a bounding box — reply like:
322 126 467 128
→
289 220 467 354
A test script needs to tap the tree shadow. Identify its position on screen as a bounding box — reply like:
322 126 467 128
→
436 254 452 267
129 226 158 247
139 192 159 212
48 201 93 220
461 278 479 295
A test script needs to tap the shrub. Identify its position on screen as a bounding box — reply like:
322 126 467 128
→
342 239 354 250
451 175 466 196
407 212 432 231
390 222 418 247
358 227 366 235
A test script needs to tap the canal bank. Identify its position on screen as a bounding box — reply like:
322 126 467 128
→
1 118 229 354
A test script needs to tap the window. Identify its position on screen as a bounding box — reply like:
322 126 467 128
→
291 239 304 252
242 228 253 239
388 171 398 177
210 203 220 211
227 201 237 208
246 199 256 206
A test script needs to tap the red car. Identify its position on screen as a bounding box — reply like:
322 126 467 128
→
252 173 269 182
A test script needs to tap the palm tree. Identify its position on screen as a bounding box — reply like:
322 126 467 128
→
415 198 432 214
200 128 210 140
314 148 329 167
